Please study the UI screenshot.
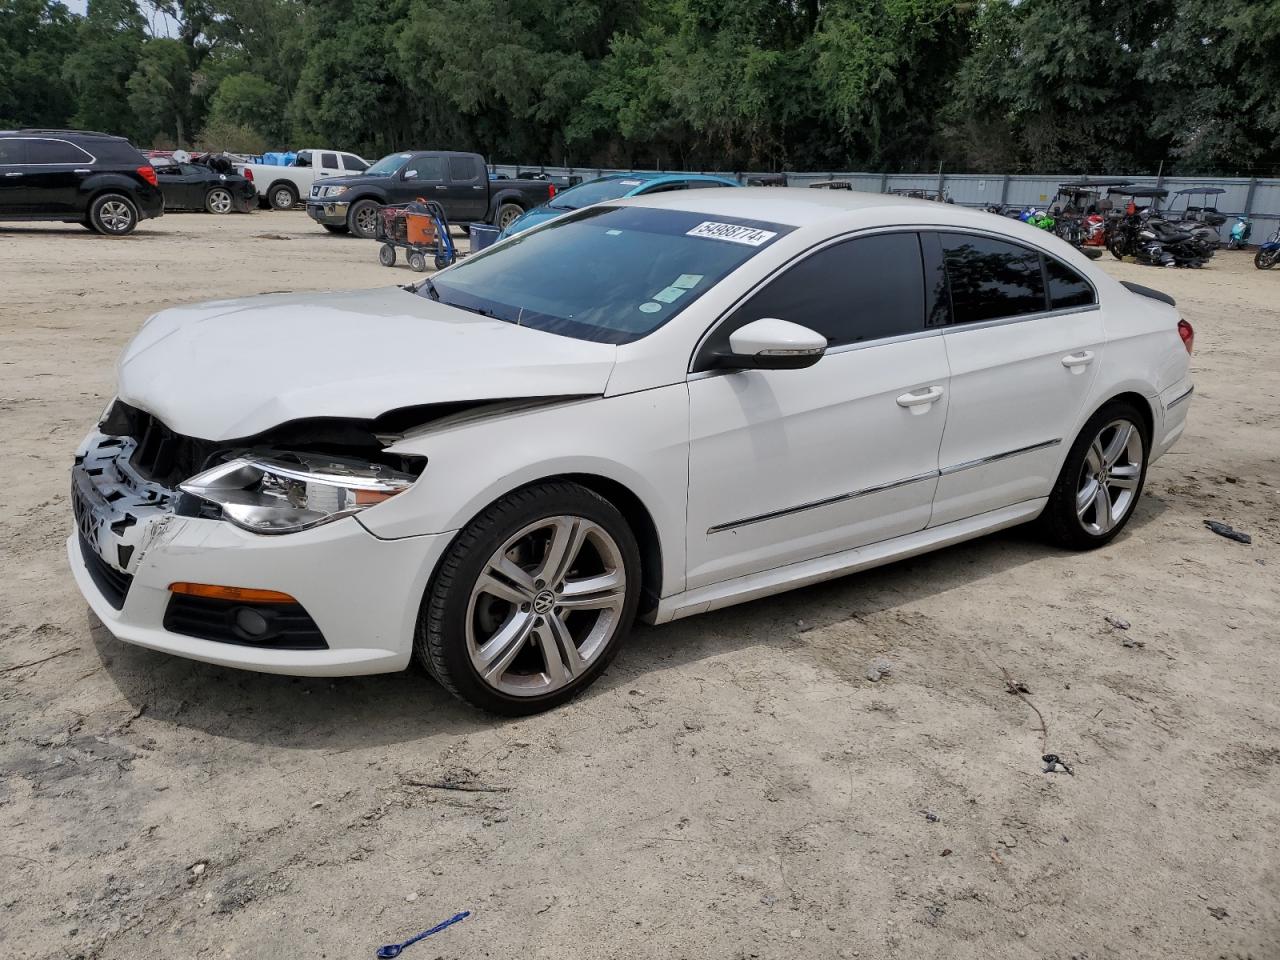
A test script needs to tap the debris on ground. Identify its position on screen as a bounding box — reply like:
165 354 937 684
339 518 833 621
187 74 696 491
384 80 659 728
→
865 658 893 682
1104 615 1131 631
1042 754 1075 776
377 910 470 958
921 809 940 823
1204 520 1252 544
1207 906 1229 920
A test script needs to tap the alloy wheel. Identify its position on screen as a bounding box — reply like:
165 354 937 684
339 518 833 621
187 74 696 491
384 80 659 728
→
1076 418 1144 536
100 200 133 232
208 189 232 214
354 204 379 237
466 515 627 697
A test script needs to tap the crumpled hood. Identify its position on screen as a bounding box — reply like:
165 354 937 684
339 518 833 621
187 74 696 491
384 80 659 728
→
116 287 617 440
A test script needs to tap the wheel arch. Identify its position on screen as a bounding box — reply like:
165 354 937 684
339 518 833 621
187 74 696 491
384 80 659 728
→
1090 389 1156 445
422 471 666 619
265 178 297 197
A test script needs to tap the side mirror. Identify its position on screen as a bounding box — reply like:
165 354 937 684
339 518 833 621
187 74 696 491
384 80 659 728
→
403 169 417 180
719 318 827 370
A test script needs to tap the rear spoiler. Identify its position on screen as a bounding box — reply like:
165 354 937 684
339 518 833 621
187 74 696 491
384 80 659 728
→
1121 280 1176 307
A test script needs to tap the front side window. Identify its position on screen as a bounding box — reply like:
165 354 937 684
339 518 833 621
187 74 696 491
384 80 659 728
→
420 206 792 345
404 156 444 182
1045 256 1096 309
939 232 1045 323
27 139 93 164
0 139 26 164
697 232 928 366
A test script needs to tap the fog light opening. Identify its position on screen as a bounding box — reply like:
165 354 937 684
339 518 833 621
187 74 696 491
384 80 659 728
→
234 607 271 638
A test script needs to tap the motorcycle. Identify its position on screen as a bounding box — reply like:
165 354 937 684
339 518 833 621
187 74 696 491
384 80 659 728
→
1104 187 1213 268
1255 227 1280 269
1228 215 1253 250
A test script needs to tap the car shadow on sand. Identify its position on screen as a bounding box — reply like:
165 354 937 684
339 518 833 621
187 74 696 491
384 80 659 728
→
89 496 1169 747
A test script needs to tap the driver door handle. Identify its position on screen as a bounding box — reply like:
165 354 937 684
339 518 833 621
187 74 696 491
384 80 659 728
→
897 386 944 411
1062 350 1095 369
4 172 22 177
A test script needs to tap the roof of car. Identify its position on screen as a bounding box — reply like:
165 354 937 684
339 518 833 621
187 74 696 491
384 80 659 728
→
617 185 989 228
4 128 130 141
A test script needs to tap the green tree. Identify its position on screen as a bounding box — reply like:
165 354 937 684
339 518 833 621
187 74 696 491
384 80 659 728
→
128 37 195 144
62 0 147 137
0 0 78 127
206 71 282 141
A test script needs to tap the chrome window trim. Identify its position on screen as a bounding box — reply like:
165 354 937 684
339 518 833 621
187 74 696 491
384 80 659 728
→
5 136 97 166
1165 385 1194 409
939 438 1062 477
940 302 1099 335
707 471 938 535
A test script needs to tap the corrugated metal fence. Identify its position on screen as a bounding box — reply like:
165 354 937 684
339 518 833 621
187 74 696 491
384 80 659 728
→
490 164 1280 242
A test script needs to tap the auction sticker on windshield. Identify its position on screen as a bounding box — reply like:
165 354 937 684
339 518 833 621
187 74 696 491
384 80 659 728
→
687 221 778 246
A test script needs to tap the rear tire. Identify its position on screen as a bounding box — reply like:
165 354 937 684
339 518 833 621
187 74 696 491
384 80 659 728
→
415 481 641 715
1256 248 1278 270
205 187 234 215
1040 400 1150 550
408 251 427 272
379 243 396 267
492 202 523 231
88 193 138 236
268 183 298 210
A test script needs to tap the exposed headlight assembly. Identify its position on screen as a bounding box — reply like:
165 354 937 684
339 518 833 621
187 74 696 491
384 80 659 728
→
181 454 416 534
324 185 349 198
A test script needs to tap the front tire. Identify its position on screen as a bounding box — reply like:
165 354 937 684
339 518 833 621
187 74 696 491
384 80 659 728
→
379 243 397 267
205 187 234 215
1040 401 1150 550
88 193 138 236
348 199 380 239
415 481 642 715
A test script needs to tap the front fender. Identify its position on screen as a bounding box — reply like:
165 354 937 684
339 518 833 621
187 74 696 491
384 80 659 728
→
358 387 690 599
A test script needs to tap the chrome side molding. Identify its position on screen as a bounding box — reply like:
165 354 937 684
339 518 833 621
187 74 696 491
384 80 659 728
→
1165 385 1194 410
939 438 1062 476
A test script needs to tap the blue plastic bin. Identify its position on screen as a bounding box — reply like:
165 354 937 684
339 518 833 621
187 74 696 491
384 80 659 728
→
469 223 500 252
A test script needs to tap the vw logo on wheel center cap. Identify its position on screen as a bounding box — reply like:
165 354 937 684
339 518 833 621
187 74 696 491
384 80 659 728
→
532 590 556 614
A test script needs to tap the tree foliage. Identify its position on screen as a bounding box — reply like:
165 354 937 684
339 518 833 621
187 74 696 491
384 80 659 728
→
6 0 1280 175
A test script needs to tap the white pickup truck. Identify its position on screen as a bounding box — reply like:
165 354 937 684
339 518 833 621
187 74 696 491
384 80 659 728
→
236 149 370 210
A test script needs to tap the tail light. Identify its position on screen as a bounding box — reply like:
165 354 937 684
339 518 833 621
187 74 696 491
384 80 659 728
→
242 167 253 181
548 183 556 199
137 165 158 187
1178 319 1194 354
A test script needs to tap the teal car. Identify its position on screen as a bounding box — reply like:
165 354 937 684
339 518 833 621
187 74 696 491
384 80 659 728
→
497 171 740 238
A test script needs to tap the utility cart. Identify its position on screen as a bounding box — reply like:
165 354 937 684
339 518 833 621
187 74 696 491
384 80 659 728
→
374 199 457 272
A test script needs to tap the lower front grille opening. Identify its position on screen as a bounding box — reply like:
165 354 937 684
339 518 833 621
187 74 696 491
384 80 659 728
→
163 594 328 650
79 534 133 610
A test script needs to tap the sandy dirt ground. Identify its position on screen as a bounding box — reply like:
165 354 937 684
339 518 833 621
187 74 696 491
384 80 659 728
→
1 211 1278 960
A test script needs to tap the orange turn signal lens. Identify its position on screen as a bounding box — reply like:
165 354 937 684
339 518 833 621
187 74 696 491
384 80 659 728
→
169 582 297 604
353 488 398 506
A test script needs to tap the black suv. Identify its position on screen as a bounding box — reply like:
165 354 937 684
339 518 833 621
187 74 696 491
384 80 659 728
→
0 129 164 235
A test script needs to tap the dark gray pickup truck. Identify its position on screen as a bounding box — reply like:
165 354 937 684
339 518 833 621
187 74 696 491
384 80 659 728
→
305 150 555 238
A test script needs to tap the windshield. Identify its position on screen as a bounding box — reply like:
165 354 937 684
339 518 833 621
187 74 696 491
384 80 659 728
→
547 176 650 210
364 153 411 176
419 206 791 344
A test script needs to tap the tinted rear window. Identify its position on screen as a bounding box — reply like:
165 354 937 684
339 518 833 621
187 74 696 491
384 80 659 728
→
448 155 479 181
28 138 93 163
0 139 27 164
1045 256 1096 309
939 232 1045 323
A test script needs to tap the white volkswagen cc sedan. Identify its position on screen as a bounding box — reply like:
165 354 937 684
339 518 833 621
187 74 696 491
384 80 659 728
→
69 189 1195 714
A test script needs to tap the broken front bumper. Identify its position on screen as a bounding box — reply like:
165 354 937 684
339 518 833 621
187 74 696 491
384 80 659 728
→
68 431 450 676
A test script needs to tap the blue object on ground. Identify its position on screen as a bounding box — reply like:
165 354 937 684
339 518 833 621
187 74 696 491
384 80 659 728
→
469 223 500 252
376 911 470 958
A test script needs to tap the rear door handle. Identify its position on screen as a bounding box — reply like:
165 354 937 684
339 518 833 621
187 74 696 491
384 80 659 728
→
4 172 22 177
74 168 91 173
897 386 944 414
1062 350 1095 370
